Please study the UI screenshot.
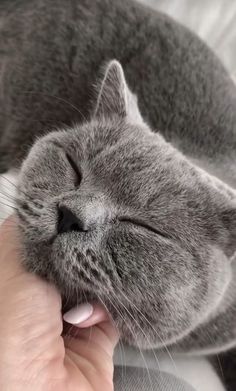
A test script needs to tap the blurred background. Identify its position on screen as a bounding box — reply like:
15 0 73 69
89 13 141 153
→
138 0 236 80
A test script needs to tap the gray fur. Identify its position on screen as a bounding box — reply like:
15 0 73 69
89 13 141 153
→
1 0 236 358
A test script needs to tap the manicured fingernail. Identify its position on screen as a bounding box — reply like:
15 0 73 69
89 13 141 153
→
63 303 93 325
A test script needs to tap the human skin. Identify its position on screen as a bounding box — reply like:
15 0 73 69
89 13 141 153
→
0 216 119 391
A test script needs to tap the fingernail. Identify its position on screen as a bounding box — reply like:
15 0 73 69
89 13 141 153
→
63 303 93 325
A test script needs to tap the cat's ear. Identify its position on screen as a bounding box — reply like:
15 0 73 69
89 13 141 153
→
220 204 236 260
93 60 144 124
197 166 236 260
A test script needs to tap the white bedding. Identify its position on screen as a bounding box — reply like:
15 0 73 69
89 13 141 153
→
1 1 234 390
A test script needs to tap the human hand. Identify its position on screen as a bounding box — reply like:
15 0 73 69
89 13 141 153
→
0 216 119 391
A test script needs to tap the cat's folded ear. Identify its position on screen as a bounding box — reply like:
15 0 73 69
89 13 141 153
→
93 60 144 124
210 184 236 260
220 204 236 260
193 165 236 261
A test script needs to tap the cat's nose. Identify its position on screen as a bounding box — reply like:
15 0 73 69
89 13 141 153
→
57 206 88 234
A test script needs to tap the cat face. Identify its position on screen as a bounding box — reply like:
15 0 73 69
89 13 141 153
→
16 61 235 348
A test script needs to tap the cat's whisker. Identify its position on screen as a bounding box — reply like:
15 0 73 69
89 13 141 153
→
112 295 158 389
204 329 224 382
20 91 88 122
3 113 68 129
0 175 18 190
116 285 179 377
115 291 160 369
75 286 80 308
97 294 128 384
107 253 163 376
0 200 16 211
80 287 89 308
0 189 17 203
76 287 94 348
96 293 118 333
0 183 15 195
115 285 179 382
107 294 156 391
0 191 16 203
102 294 127 382
64 282 72 312
0 186 17 201
62 287 79 343
86 325 94 349
0 176 35 204
63 322 78 342
0 197 16 209
0 200 18 211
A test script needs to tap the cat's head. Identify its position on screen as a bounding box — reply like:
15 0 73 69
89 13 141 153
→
16 60 236 348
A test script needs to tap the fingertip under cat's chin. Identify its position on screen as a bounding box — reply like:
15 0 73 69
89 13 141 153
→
63 302 109 328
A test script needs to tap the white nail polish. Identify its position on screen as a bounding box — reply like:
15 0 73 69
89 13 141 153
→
63 303 93 325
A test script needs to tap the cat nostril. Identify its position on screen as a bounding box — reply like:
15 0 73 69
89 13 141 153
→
57 206 87 234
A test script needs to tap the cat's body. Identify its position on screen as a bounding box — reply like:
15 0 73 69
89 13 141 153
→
1 0 236 389
1 0 236 187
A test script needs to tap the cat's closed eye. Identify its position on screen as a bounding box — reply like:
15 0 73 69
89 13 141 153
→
118 216 170 239
66 153 82 187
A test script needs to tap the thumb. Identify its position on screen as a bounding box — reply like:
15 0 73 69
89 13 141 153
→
63 303 119 357
63 305 119 390
64 303 119 366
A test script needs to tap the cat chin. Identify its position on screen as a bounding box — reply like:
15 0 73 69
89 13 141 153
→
23 234 232 352
58 280 195 350
46 250 233 352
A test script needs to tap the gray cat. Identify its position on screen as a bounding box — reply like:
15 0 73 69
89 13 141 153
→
1 0 236 371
